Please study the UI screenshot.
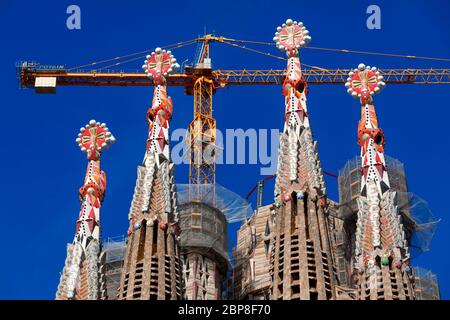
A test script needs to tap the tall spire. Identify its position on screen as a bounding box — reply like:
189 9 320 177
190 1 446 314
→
269 19 336 300
56 120 115 300
142 47 177 165
117 48 183 300
345 64 414 299
272 19 323 196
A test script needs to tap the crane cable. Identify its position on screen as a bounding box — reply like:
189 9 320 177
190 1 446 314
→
220 40 286 61
64 35 450 73
93 39 198 71
66 39 198 71
220 40 328 71
306 46 450 62
222 37 450 62
66 36 450 72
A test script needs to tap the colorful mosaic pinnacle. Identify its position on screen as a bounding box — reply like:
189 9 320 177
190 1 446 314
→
56 120 115 300
74 120 115 244
345 64 389 197
76 120 116 161
141 48 179 162
142 47 180 84
273 18 311 54
345 63 386 102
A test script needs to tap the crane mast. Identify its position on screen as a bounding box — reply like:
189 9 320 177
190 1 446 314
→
184 36 220 201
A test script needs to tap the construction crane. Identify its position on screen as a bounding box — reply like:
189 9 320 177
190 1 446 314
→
19 66 450 89
186 35 220 201
17 34 450 206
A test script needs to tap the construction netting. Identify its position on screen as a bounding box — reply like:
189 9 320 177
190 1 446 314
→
337 155 439 258
102 236 127 300
177 183 254 267
413 266 441 300
397 192 440 258
338 155 408 218
177 184 254 223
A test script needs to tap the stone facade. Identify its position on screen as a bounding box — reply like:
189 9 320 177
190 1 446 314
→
233 205 272 300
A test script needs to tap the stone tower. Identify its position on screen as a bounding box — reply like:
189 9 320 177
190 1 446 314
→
56 120 115 300
117 48 183 300
269 19 337 300
345 63 414 300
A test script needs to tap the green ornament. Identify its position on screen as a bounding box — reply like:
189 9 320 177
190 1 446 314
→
381 257 390 266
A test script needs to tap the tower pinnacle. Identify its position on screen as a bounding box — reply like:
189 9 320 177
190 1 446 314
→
117 48 183 300
56 120 115 300
269 19 336 300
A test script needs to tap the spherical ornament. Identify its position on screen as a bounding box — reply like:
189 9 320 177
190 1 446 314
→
362 133 370 142
157 109 167 119
134 222 141 231
275 201 282 209
159 221 167 230
283 193 292 202
297 192 304 200
381 257 390 266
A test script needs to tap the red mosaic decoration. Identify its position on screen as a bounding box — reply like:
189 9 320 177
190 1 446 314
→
76 120 115 161
142 48 179 84
273 18 311 53
345 64 385 103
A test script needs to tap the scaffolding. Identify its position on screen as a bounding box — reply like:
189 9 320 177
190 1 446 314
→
177 183 253 273
338 155 408 218
177 183 253 224
338 156 439 256
102 236 127 300
413 266 441 300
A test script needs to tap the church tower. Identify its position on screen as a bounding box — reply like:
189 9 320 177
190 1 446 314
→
269 19 337 300
117 48 183 300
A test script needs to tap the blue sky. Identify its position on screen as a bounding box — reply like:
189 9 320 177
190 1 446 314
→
1 0 449 299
